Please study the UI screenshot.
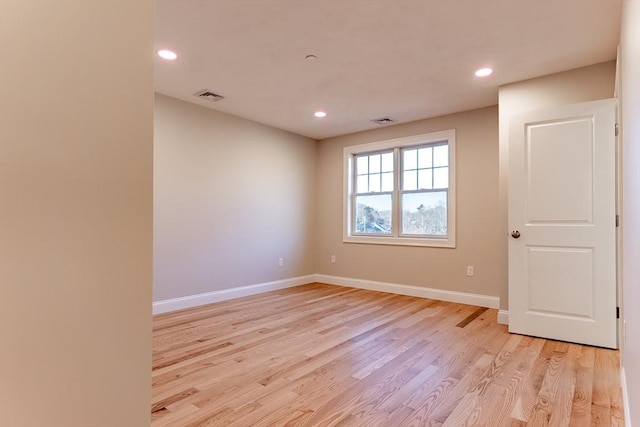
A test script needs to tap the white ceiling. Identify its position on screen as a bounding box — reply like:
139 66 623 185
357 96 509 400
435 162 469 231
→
155 0 622 140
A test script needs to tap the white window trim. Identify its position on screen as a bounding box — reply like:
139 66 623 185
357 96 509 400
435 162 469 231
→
343 129 456 248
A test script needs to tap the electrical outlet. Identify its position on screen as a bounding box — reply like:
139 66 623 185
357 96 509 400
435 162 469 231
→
278 257 284 267
466 266 474 277
331 255 336 263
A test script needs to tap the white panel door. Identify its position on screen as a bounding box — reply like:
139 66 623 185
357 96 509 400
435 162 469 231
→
508 98 617 349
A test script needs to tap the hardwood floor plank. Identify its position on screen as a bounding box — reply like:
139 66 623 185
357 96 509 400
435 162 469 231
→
438 334 523 426
401 317 509 425
395 321 512 425
548 344 580 426
606 349 625 426
480 337 546 426
569 345 595 426
150 283 624 426
300 338 437 425
511 339 554 422
456 306 489 328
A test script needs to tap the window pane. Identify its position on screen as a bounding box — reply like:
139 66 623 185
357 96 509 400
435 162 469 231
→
403 170 417 191
355 194 392 234
356 175 368 193
369 154 381 173
381 152 394 172
433 145 448 167
433 167 449 189
418 169 433 189
381 172 394 192
369 173 381 192
418 147 432 168
401 191 447 236
357 155 368 174
403 149 417 170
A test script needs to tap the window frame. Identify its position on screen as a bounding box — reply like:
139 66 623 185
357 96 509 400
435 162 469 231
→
351 150 395 236
343 129 456 248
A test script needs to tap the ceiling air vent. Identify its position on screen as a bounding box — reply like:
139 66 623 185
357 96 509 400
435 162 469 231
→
371 117 396 125
194 90 225 102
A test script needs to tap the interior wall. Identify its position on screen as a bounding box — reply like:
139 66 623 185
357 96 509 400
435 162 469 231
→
154 94 317 302
619 0 640 424
0 1 153 426
497 61 616 311
316 106 501 298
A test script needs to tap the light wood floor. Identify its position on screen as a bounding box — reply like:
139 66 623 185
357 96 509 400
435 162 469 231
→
151 283 624 426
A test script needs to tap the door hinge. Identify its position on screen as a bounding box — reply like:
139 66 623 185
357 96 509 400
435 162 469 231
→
616 307 620 319
616 215 620 227
615 123 619 136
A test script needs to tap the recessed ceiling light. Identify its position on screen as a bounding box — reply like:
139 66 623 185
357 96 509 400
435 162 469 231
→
475 67 493 77
314 111 327 118
157 49 178 60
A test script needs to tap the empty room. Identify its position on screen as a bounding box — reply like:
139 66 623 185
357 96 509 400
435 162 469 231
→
1 1 639 426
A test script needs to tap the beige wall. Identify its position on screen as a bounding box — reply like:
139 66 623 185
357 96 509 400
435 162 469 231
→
316 106 501 297
619 1 640 424
154 94 317 301
497 61 616 310
0 1 153 426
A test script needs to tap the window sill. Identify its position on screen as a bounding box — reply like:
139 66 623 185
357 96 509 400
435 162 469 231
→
343 235 456 248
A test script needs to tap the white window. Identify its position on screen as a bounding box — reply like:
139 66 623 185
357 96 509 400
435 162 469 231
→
344 130 456 247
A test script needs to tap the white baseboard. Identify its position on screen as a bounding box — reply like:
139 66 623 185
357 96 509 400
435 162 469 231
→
153 275 316 315
621 366 632 427
154 274 501 315
314 274 499 309
497 310 509 325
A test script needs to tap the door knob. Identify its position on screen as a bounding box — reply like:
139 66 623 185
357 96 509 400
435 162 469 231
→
511 230 521 239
